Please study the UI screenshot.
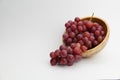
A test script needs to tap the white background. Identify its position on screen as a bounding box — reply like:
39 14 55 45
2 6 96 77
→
0 0 119 80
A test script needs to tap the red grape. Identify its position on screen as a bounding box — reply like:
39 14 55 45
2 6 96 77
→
50 58 57 65
77 34 83 40
66 38 72 45
59 58 67 65
68 20 73 25
82 25 87 31
65 22 70 28
85 21 93 29
81 45 88 52
95 30 101 36
78 21 83 26
83 37 89 43
89 35 95 42
71 24 77 31
101 30 105 36
78 26 83 32
60 50 67 57
78 40 84 45
50 52 55 58
85 40 92 48
67 61 74 66
97 36 103 42
66 28 71 33
93 40 99 46
73 37 78 43
69 32 75 38
74 17 80 22
72 21 77 25
67 47 73 54
83 31 90 38
63 33 69 40
74 29 79 35
93 22 99 27
74 55 82 62
60 45 67 50
76 43 81 48
83 20 88 24
91 26 96 32
73 47 82 55
67 54 75 62
70 43 76 49
54 49 60 57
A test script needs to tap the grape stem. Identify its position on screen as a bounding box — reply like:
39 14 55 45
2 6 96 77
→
89 13 94 21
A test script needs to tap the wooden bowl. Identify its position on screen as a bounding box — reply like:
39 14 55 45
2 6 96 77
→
81 17 110 58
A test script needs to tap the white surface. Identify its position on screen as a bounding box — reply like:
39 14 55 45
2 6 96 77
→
0 0 119 80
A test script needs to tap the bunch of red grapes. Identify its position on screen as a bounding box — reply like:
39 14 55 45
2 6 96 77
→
50 17 105 66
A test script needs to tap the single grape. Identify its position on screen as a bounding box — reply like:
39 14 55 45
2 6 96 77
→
66 28 71 33
83 31 90 38
97 27 102 31
82 25 87 31
93 22 99 27
63 33 69 40
90 33 94 36
74 29 79 35
69 32 76 38
66 38 72 45
73 37 78 43
89 35 95 42
67 47 73 54
50 58 57 65
85 40 92 49
85 21 93 29
74 55 82 62
81 45 88 52
77 33 83 40
93 40 99 46
101 30 105 36
78 26 83 32
50 52 55 58
76 43 81 48
59 45 67 50
67 54 75 62
83 20 88 24
95 30 101 36
97 25 103 31
54 49 60 57
60 50 68 57
67 61 74 66
70 43 76 49
71 24 77 31
72 21 77 25
78 21 83 26
74 17 80 22
91 26 96 32
65 22 70 28
73 47 82 55
68 20 73 25
97 36 103 42
82 37 89 43
78 40 84 45
59 58 67 65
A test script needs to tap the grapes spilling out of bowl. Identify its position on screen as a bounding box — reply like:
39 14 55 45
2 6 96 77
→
50 16 106 66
